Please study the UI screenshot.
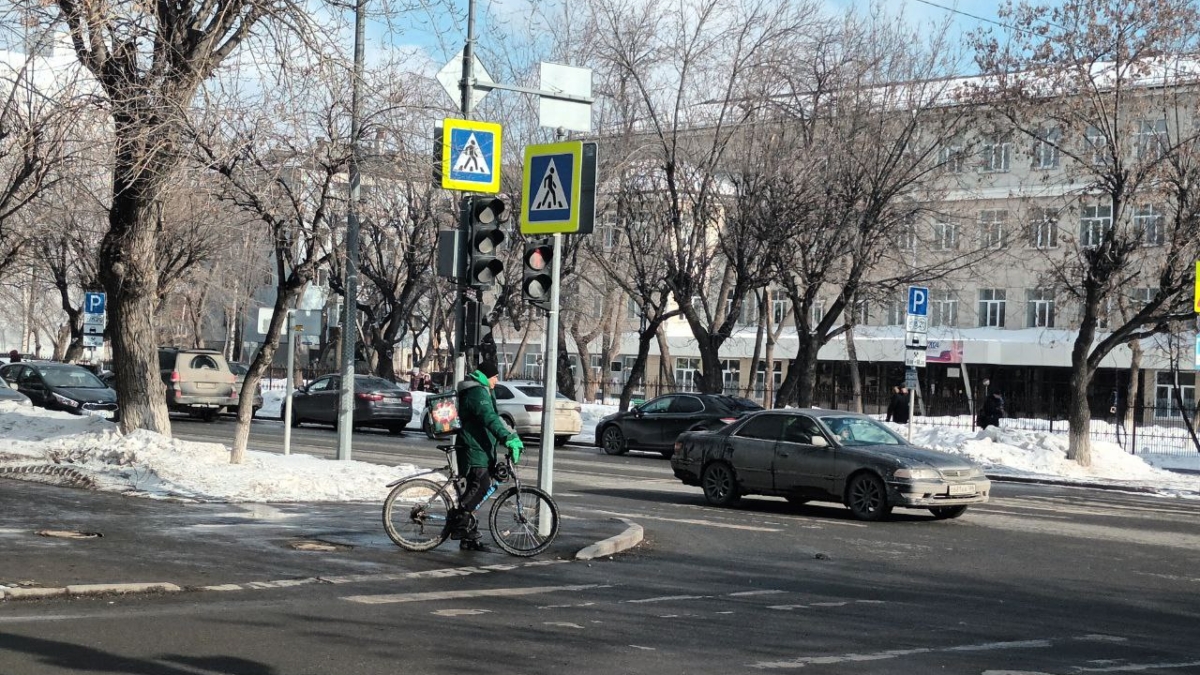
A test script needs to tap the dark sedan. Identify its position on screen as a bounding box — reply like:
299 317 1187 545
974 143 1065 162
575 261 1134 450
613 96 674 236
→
0 362 119 420
0 376 31 406
671 408 990 521
595 393 764 458
290 374 412 434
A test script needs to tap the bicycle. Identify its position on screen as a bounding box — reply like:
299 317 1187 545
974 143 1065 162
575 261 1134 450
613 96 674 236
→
382 443 560 557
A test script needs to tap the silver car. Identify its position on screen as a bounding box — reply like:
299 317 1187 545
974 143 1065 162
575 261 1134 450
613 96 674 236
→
423 380 583 446
671 408 990 521
0 376 31 406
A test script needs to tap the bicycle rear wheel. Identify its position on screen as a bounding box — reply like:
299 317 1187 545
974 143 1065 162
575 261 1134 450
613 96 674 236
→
489 485 559 557
383 478 452 551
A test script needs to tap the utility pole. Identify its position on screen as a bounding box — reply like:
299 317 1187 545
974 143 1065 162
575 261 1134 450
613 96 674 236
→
453 0 478 386
336 0 367 461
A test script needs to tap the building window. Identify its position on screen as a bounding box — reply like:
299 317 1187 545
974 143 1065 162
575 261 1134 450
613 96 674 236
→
1034 128 1061 169
1133 204 1166 246
939 143 965 174
771 297 790 326
675 358 701 392
854 299 869 325
900 222 917 253
1136 118 1168 161
1098 297 1112 331
1085 125 1108 165
1154 372 1195 420
1130 287 1157 309
809 301 825 328
980 138 1011 173
934 222 958 251
728 291 757 326
884 299 904 326
1028 208 1059 249
525 352 543 380
930 290 958 328
1080 203 1112 248
626 297 638 320
979 209 1008 249
1026 289 1055 328
978 289 1006 328
753 361 784 400
720 359 741 395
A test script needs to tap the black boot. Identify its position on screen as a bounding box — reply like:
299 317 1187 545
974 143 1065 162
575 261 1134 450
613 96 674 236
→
448 510 476 541
460 537 491 552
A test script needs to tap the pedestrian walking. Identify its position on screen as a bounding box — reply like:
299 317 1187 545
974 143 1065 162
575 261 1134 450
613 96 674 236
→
7 350 20 363
886 385 910 424
977 392 1006 430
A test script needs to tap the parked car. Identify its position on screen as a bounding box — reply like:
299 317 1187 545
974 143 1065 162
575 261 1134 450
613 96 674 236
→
291 374 413 434
0 361 119 420
595 393 764 458
159 348 239 422
0 375 32 406
227 362 264 417
671 408 991 521
422 380 583 446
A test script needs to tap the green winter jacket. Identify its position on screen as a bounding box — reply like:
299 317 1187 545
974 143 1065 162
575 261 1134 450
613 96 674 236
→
454 371 515 468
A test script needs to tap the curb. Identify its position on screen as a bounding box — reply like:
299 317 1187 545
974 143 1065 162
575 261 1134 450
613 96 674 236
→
1 582 181 602
988 474 1165 494
575 517 643 561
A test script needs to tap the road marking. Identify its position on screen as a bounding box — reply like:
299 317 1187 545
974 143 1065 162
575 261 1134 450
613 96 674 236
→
593 509 782 532
626 595 709 604
751 639 1050 668
969 512 1200 551
544 621 585 629
433 609 490 617
630 645 656 651
1075 661 1200 672
728 590 786 597
343 584 607 605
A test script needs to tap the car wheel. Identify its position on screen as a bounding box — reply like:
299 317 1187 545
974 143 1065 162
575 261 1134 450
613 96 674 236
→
251 406 261 419
501 415 516 433
200 409 219 423
929 505 969 519
659 448 675 459
601 426 627 455
422 413 438 440
701 462 740 507
554 435 571 447
388 424 406 436
846 473 892 521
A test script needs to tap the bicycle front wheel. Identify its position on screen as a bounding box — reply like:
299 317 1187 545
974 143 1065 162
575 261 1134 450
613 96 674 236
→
383 478 452 551
489 485 559 557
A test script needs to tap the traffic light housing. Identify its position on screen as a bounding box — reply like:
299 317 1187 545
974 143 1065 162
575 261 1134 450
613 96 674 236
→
466 196 508 288
522 238 554 310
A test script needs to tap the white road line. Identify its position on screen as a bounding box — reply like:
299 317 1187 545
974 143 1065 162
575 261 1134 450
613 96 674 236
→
342 584 607 605
626 595 710 604
1075 661 1200 672
752 639 1051 669
728 590 786 597
592 509 782 532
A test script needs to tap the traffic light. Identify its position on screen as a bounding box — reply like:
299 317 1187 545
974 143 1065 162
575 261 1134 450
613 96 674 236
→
522 238 554 310
466 196 508 287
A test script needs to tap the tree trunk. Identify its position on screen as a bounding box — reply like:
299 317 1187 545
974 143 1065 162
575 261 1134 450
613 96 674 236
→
101 185 171 435
1124 338 1141 429
557 321 576 400
232 284 303 462
619 328 656 411
846 325 863 413
777 335 818 408
656 327 675 395
1066 366 1093 467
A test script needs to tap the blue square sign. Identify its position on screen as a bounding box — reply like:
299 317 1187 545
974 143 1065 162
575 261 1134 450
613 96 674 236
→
907 286 929 317
440 118 502 193
84 291 106 315
526 152 574 224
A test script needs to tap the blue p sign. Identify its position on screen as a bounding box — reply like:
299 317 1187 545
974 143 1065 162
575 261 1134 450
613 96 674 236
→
907 286 929 316
84 292 106 315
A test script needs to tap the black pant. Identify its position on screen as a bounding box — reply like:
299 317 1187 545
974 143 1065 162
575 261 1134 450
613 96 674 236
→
457 466 493 539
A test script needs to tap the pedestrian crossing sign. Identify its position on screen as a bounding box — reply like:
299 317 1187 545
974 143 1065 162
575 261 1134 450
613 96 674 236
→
522 141 583 234
441 118 502 193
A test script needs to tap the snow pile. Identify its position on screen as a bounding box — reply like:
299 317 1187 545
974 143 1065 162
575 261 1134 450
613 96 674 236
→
577 404 619 444
0 401 420 503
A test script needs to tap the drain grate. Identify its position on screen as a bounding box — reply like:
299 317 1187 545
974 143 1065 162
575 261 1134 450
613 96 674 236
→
36 530 103 539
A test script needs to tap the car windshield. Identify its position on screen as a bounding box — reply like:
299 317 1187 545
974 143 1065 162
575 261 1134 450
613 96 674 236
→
515 385 570 400
38 367 107 389
711 395 763 412
818 415 907 446
357 376 402 391
228 363 247 376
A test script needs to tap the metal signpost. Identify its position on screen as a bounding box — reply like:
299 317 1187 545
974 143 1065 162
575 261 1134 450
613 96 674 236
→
82 292 106 351
905 286 929 441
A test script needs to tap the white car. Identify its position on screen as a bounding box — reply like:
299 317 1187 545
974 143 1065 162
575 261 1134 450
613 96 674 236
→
423 380 583 446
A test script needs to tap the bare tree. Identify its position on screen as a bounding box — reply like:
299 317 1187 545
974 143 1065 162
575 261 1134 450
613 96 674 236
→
971 0 1200 465
35 0 306 434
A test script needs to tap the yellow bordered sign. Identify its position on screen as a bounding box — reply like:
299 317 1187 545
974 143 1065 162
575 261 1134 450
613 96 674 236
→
440 118 502 193
521 141 583 234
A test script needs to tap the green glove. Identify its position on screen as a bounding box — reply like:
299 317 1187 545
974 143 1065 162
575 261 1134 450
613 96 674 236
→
505 436 524 463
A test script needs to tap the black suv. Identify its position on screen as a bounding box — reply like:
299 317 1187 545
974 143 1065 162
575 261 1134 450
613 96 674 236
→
595 393 764 458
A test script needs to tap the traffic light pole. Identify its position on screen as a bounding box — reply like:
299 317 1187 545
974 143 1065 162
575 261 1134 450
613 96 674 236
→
453 0 477 388
536 232 563 536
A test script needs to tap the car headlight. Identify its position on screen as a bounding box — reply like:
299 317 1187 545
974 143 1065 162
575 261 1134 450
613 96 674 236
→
894 467 940 480
53 393 80 408
967 466 986 478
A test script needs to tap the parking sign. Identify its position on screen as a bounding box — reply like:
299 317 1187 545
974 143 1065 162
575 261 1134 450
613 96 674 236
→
84 292 106 315
907 286 929 317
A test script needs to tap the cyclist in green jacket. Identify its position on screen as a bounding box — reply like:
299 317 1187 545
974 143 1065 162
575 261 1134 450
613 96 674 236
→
451 357 524 551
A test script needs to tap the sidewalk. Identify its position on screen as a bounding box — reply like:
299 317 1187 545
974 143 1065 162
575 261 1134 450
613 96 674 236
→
0 478 640 597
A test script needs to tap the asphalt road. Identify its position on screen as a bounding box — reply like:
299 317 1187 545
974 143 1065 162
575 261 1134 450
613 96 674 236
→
2 416 1199 674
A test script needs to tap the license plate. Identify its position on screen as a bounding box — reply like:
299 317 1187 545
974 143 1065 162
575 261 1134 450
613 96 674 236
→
85 410 114 420
948 483 975 496
196 382 215 390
